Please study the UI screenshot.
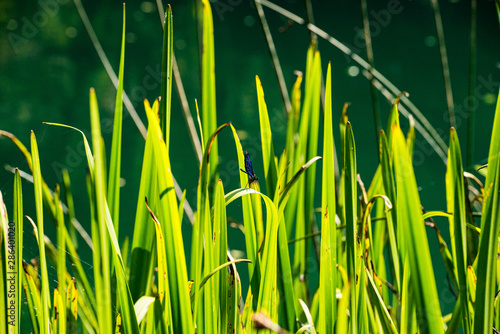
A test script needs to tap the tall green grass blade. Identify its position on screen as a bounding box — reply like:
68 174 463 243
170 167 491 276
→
143 99 194 333
273 152 296 332
200 0 219 193
344 122 357 334
446 128 470 333
284 75 302 185
256 76 278 198
292 49 321 303
31 131 51 334
159 5 173 151
319 62 336 334
474 90 500 333
392 125 444 333
473 90 500 333
89 89 113 333
191 122 230 332
108 4 126 235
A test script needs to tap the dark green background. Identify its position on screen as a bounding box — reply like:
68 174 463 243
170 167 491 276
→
1 0 499 318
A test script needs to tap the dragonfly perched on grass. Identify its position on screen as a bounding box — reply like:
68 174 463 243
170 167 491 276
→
240 151 259 184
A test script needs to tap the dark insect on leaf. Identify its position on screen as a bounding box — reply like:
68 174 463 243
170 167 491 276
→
240 151 258 183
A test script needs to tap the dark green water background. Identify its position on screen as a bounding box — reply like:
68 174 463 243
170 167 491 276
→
1 0 500 319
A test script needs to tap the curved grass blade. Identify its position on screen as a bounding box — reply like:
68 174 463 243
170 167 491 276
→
89 89 113 334
229 124 260 307
190 122 230 329
224 187 279 318
258 0 448 162
134 296 155 326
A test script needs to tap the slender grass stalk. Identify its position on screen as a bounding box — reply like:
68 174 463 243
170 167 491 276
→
159 5 173 151
253 0 292 114
360 0 381 158
467 0 477 169
431 0 455 128
108 4 126 236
